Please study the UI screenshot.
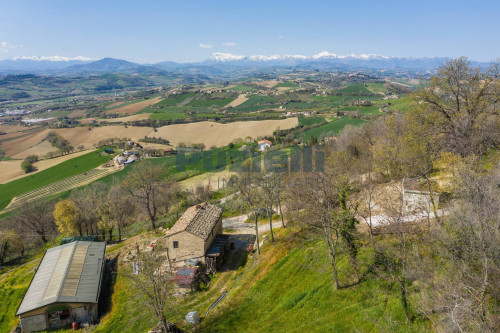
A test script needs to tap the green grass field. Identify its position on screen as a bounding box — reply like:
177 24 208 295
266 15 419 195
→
96 143 256 186
149 108 188 120
298 116 326 126
0 149 114 211
105 98 145 111
334 84 375 95
365 82 388 95
311 94 382 106
189 97 236 108
274 81 300 88
303 117 366 140
238 95 276 107
228 85 255 92
385 97 412 112
201 239 430 333
146 93 196 109
337 105 381 114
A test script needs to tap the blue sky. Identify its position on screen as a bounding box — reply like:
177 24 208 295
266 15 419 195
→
0 0 498 63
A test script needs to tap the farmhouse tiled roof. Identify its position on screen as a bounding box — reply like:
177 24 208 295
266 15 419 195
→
258 139 272 145
166 203 222 240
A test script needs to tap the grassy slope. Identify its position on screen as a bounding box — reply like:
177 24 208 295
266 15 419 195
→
89 228 430 333
298 116 326 126
0 149 113 211
0 260 39 332
335 84 374 95
274 81 300 88
228 85 255 92
303 117 366 140
201 238 429 333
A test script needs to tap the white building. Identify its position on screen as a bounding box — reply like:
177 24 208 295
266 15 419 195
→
258 139 272 151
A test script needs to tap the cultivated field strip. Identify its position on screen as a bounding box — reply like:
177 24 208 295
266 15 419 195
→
4 167 119 211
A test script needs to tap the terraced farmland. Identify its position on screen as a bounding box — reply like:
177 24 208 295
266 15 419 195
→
4 167 119 212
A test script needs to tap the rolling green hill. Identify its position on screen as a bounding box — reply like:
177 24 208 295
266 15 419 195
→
202 238 429 333
0 149 114 211
303 117 366 140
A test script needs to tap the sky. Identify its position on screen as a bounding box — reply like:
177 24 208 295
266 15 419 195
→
0 0 499 63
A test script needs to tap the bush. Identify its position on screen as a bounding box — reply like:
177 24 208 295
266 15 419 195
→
21 161 34 173
23 155 39 164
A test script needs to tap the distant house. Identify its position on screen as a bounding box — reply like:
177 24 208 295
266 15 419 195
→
258 139 272 151
163 147 176 156
324 136 337 144
164 203 226 273
16 241 106 333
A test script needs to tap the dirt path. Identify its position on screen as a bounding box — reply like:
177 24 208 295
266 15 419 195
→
223 215 284 234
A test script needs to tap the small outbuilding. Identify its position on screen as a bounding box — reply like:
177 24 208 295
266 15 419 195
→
258 139 272 151
16 241 106 333
174 267 200 291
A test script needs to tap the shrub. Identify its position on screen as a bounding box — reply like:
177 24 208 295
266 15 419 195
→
23 155 39 164
21 161 34 173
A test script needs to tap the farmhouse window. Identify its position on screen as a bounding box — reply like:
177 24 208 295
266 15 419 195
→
173 241 179 248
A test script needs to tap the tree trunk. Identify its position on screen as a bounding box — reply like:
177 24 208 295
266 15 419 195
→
268 208 274 243
118 223 122 242
425 175 441 225
254 213 260 254
278 197 285 228
399 278 411 322
329 244 339 290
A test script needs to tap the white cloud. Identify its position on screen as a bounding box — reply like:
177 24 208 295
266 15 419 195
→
222 42 236 47
199 43 213 49
0 41 22 53
277 36 284 39
13 56 96 62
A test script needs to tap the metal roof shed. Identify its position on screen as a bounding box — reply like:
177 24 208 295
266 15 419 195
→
16 241 106 333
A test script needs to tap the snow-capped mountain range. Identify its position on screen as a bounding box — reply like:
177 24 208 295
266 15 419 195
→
207 51 390 62
0 52 486 74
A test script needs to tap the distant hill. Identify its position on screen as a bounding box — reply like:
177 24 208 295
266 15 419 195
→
63 57 162 74
0 56 93 73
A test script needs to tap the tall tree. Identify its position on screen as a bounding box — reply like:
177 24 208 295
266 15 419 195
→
122 161 167 229
107 185 135 242
414 57 500 157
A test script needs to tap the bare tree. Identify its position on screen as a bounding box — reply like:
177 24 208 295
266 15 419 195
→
108 185 135 242
288 167 344 289
190 181 212 204
125 244 178 333
422 165 500 332
12 199 56 243
376 182 419 323
233 172 264 254
122 161 167 229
